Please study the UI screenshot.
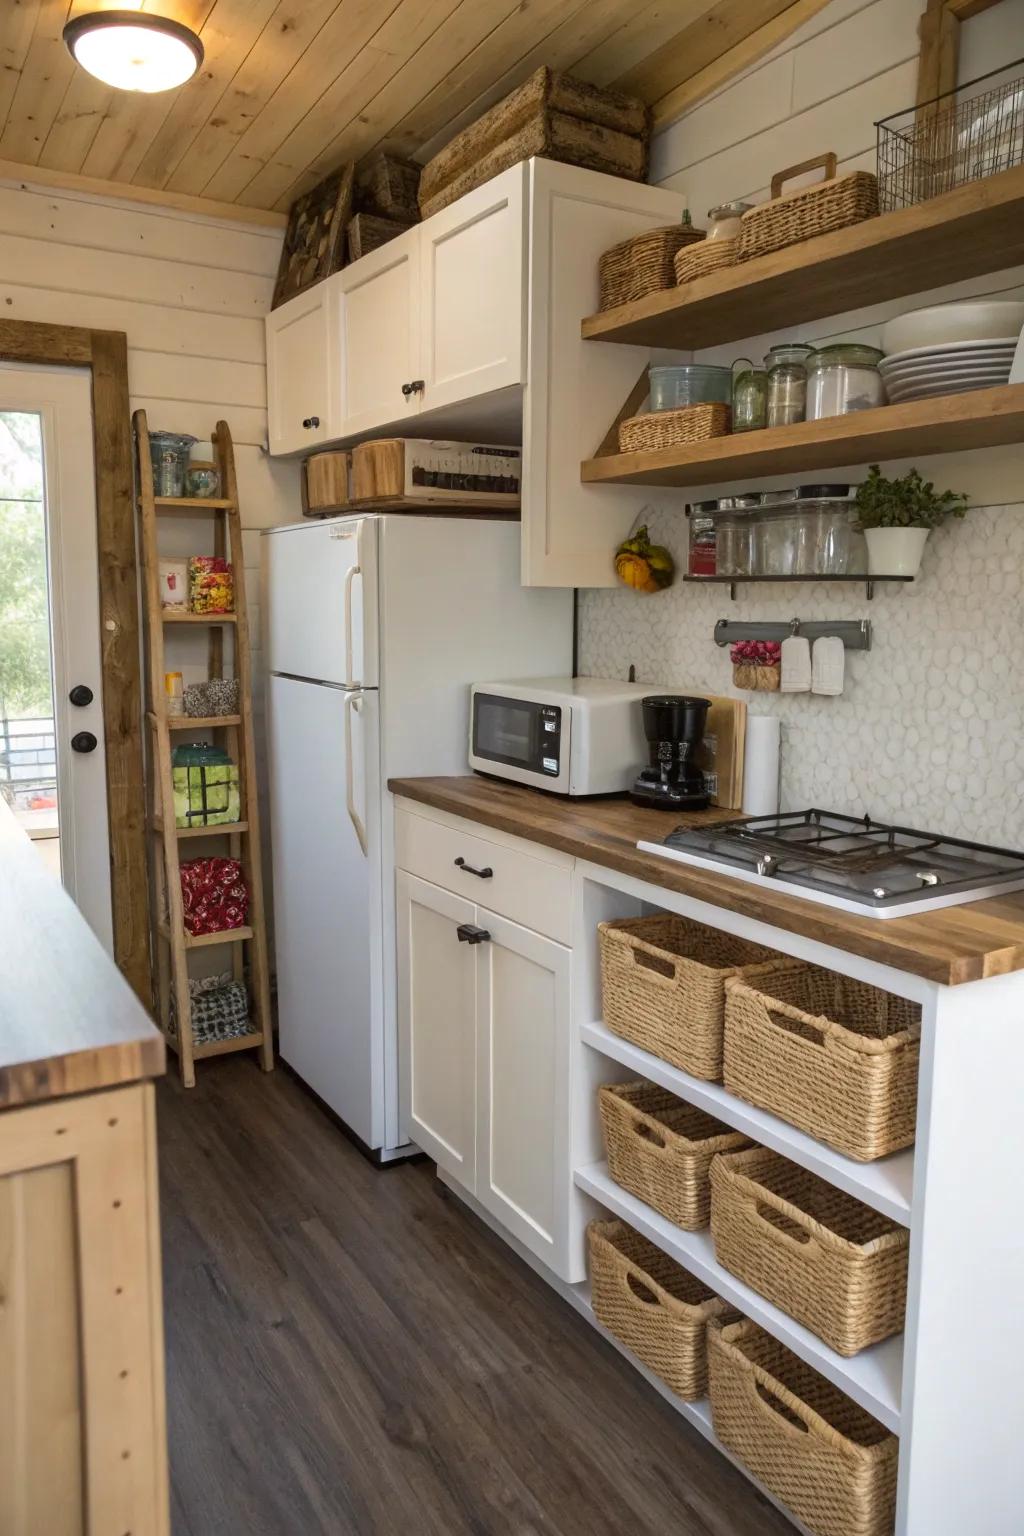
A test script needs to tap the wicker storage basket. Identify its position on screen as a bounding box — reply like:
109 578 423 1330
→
618 402 731 453
599 224 705 310
724 965 921 1162
599 1081 749 1230
599 916 797 1081
673 237 738 286
710 1148 909 1355
709 1319 898 1536
738 153 879 264
588 1219 728 1398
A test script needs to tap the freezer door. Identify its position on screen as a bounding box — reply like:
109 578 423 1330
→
264 516 378 687
268 673 384 1147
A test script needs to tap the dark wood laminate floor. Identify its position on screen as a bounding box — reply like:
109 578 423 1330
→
159 1060 795 1536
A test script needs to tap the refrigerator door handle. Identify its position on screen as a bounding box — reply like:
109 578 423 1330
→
343 562 362 687
344 690 368 856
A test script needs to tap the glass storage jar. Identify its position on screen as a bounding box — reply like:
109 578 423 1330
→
649 363 733 411
706 201 752 241
715 493 761 576
764 344 814 428
688 500 719 574
149 431 197 497
795 484 865 574
806 344 886 420
731 358 768 433
756 501 802 575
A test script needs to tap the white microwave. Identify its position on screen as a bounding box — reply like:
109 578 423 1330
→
469 677 660 796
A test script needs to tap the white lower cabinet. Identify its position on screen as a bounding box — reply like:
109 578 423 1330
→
397 862 571 1278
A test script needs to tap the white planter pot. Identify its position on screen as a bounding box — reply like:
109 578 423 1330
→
863 526 930 577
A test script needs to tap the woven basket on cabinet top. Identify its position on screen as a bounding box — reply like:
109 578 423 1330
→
708 1318 898 1536
599 915 798 1081
598 1080 749 1230
710 1147 909 1356
737 153 879 264
723 964 921 1162
599 223 706 310
588 1219 729 1399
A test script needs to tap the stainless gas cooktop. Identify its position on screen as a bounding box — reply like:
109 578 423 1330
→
637 809 1024 918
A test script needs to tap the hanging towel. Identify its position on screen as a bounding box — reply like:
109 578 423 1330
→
812 635 846 696
780 634 811 692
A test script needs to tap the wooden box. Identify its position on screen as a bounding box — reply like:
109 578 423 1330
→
419 66 650 217
350 438 521 509
302 450 350 516
359 151 421 219
346 212 416 263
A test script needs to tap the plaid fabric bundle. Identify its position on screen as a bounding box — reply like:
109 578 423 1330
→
179 856 249 936
169 973 252 1045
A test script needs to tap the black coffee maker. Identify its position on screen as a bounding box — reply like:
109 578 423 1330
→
630 695 711 811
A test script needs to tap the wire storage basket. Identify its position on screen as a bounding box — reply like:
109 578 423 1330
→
877 57 1024 210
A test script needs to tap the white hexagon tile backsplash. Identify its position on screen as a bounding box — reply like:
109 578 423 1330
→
578 503 1024 846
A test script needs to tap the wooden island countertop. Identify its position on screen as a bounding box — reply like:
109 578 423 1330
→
389 775 1024 986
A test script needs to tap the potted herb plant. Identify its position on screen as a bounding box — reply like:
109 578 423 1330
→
854 464 967 577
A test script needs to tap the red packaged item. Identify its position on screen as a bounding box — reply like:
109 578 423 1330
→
179 857 249 936
188 555 234 614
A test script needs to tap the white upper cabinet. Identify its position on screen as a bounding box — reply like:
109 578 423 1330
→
265 282 332 455
419 165 526 413
333 227 422 438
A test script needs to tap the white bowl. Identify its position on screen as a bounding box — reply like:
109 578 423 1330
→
882 301 1024 356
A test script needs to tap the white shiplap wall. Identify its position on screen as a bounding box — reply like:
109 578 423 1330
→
579 0 1024 839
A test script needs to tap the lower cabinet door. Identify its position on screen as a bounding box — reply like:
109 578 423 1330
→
397 871 477 1189
475 908 571 1277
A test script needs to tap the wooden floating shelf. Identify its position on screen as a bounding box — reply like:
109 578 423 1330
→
158 923 254 949
152 818 249 839
581 164 1024 349
581 385 1024 489
162 611 237 624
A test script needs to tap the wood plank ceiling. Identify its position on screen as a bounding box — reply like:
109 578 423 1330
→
0 0 809 215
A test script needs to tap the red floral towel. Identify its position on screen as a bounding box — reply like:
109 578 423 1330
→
180 857 249 937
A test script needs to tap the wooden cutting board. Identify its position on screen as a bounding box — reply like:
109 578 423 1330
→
693 694 746 810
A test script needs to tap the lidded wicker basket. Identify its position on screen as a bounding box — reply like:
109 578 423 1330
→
588 1219 728 1398
724 964 921 1161
673 237 738 287
708 1318 898 1536
599 1080 748 1230
738 153 879 264
599 915 798 1081
599 223 706 310
710 1147 909 1356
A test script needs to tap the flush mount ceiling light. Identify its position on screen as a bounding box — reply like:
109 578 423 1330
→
63 10 204 94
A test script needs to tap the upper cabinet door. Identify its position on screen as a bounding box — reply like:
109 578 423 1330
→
265 284 331 455
419 164 527 415
336 227 421 438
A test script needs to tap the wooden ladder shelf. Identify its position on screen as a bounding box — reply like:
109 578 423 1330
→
135 410 273 1087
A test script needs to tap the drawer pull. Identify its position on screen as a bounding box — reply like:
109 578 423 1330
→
456 924 491 945
454 856 493 880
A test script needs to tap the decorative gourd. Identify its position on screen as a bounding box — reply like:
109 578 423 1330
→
614 524 675 593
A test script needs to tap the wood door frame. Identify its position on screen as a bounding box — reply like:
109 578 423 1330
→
0 318 150 1007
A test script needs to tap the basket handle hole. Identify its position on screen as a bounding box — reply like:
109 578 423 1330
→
635 1121 667 1149
631 947 676 980
755 1382 810 1433
768 1008 826 1045
755 1202 811 1245
625 1272 661 1307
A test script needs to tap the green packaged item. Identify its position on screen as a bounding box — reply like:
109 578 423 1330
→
172 742 240 828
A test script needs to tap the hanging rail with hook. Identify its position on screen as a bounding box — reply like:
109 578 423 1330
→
714 617 872 651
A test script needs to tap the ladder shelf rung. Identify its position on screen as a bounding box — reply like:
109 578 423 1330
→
158 922 254 948
151 496 235 512
162 611 237 624
152 818 249 839
164 1028 264 1062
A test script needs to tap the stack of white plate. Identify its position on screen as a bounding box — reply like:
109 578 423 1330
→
879 299 1024 404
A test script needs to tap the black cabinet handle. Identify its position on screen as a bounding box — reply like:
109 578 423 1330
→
456 924 491 945
454 856 493 880
401 380 425 398
71 731 98 753
302 416 320 429
69 684 94 707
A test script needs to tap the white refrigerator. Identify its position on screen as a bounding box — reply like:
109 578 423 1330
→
263 513 572 1160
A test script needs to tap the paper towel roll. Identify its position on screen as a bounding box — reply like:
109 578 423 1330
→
742 714 781 816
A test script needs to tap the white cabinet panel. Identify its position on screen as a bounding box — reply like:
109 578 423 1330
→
336 229 420 437
397 872 477 1188
476 910 571 1277
420 165 526 413
265 284 331 454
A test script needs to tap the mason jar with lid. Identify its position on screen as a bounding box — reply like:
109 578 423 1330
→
732 358 768 433
764 343 814 428
794 484 865 574
756 495 802 575
806 344 886 420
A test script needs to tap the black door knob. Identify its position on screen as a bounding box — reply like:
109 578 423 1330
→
69 684 94 707
71 731 98 753
302 416 320 429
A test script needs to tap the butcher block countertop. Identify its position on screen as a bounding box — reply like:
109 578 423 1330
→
389 776 1024 986
0 800 164 1109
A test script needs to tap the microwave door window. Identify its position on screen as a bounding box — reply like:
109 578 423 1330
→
475 699 536 767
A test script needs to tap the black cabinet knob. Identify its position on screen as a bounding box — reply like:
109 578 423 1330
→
456 923 491 945
71 731 98 753
69 684 94 707
401 380 425 398
302 416 320 429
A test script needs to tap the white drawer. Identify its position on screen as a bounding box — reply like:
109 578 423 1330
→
395 809 572 944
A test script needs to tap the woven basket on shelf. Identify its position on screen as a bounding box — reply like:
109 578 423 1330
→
599 1081 749 1230
710 1147 909 1356
618 402 731 453
588 1219 728 1398
724 965 921 1162
673 237 738 286
598 916 798 1081
738 153 879 264
708 1319 898 1536
599 223 706 310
